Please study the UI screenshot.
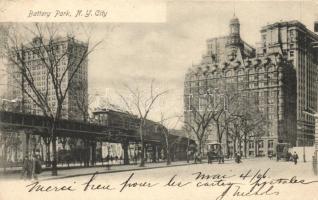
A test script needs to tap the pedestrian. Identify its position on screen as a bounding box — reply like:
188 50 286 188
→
31 154 42 180
218 149 224 164
268 152 273 160
238 153 241 163
194 152 198 164
106 154 110 163
21 156 31 180
235 152 241 163
186 151 191 163
293 152 298 165
119 156 123 164
207 150 211 164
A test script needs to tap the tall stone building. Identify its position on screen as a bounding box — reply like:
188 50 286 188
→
6 36 88 121
257 21 318 146
184 16 297 157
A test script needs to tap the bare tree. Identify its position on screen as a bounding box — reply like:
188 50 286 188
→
70 81 96 122
184 83 229 160
4 23 101 175
158 113 183 165
0 132 21 172
184 98 215 161
227 94 268 157
114 79 167 167
210 85 241 145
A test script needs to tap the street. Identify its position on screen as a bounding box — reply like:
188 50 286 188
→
0 158 317 200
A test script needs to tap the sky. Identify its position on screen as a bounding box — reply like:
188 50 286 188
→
1 1 318 125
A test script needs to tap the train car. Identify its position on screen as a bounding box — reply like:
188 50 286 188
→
92 109 139 130
92 109 162 137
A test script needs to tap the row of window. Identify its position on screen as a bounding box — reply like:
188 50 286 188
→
188 65 280 80
248 140 274 149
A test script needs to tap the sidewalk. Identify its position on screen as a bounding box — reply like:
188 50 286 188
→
0 160 200 181
0 157 264 181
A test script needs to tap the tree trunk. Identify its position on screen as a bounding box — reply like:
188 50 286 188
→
43 136 51 167
51 134 58 176
39 138 44 161
46 141 51 167
254 138 258 157
3 141 7 173
238 137 242 156
167 145 171 165
197 140 202 163
186 137 190 163
233 137 237 155
122 141 129 165
90 141 96 166
139 124 145 167
226 126 230 158
151 144 156 163
83 139 89 167
165 134 171 165
100 141 104 166
244 132 247 158
61 137 67 150
217 121 222 143
14 143 18 162
25 133 30 159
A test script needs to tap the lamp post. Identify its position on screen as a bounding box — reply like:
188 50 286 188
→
297 124 306 163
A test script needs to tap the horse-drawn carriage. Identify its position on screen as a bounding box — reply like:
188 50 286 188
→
207 142 224 164
276 143 292 161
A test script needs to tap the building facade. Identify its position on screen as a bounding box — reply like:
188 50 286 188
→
257 21 318 146
6 36 88 121
184 16 297 157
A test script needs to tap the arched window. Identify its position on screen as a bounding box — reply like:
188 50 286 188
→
238 69 244 75
248 68 255 74
198 74 205 80
225 70 233 77
268 65 275 72
191 75 197 81
207 73 213 79
258 67 265 73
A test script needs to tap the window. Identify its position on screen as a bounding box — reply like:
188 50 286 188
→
272 29 279 43
268 140 274 148
269 114 273 120
225 70 233 77
262 34 267 42
258 140 264 148
249 141 254 149
238 70 244 75
259 67 265 73
249 68 255 74
290 51 294 57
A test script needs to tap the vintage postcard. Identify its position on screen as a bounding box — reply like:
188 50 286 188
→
0 0 318 200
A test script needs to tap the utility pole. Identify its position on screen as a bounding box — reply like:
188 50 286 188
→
298 124 306 162
303 125 306 162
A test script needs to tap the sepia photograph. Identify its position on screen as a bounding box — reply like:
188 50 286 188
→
0 0 318 199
